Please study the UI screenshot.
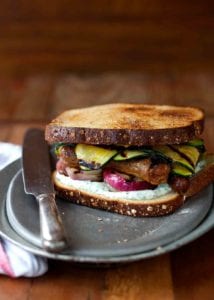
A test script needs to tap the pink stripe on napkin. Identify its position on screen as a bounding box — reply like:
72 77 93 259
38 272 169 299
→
0 239 15 277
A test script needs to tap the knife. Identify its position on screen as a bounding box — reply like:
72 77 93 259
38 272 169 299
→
22 128 67 252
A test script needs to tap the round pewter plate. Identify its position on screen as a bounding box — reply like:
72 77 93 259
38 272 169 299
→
0 159 213 263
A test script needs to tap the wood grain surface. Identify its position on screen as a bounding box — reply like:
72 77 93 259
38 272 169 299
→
0 73 213 300
0 0 214 74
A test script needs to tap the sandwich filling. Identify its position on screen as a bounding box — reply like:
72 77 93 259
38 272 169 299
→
53 138 205 195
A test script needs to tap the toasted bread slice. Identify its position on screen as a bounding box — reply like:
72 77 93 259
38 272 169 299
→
185 154 214 197
45 103 204 146
53 155 214 217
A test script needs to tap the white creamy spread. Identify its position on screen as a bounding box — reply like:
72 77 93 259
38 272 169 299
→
195 159 206 173
56 172 172 201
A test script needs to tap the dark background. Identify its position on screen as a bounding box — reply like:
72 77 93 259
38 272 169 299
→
0 0 213 75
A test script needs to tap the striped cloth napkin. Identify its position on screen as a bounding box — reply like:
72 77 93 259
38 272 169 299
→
0 142 48 277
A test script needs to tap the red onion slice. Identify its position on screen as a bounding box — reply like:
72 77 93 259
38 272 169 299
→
103 169 155 191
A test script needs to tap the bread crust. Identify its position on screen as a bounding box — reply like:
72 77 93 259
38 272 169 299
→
46 124 204 146
45 103 204 146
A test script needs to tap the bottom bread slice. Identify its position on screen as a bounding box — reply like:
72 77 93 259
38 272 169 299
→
53 172 185 217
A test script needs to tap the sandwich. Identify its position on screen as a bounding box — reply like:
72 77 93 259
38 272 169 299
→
45 103 214 217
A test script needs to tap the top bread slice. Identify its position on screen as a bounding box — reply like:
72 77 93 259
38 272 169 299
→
45 103 204 146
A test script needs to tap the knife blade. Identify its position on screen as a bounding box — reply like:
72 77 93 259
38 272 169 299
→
22 128 67 252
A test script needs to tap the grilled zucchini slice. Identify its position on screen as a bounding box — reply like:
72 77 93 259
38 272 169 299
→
187 139 205 152
172 163 193 177
113 149 150 161
172 145 200 167
75 144 117 170
154 146 194 172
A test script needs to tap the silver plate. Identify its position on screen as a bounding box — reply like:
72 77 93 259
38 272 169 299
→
0 159 213 263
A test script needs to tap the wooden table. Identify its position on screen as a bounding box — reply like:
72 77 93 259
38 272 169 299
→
0 73 213 300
